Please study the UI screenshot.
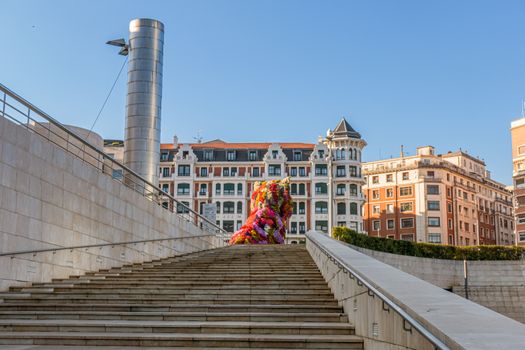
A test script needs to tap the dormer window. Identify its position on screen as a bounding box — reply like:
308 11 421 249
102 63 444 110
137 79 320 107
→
248 150 257 161
293 151 302 161
226 150 236 161
272 150 278 159
160 152 168 161
203 150 214 161
318 150 325 158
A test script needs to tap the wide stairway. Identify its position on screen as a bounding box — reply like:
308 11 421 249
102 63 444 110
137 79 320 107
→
0 245 363 349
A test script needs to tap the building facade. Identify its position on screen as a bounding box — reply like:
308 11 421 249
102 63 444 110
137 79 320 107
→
363 146 515 246
104 118 366 243
511 118 525 246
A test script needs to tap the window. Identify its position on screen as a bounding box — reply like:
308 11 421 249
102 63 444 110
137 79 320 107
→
427 185 439 195
223 167 230 177
315 201 328 214
223 201 235 213
387 219 395 230
199 184 207 196
349 184 358 196
177 183 190 195
336 166 346 177
315 183 328 194
200 167 208 177
203 150 213 161
224 183 235 195
299 184 305 195
290 222 297 233
252 167 260 177
223 220 234 232
337 203 346 215
336 184 346 196
161 184 169 193
318 150 325 158
178 165 190 176
269 164 281 176
402 172 409 180
315 164 328 176
349 166 357 177
299 167 306 177
428 233 441 243
372 190 380 200
248 150 257 161
226 150 236 161
401 234 414 241
518 215 525 225
519 232 525 242
337 221 346 227
237 183 243 195
237 201 243 214
386 204 394 213
427 171 435 178
160 152 168 161
386 174 393 182
299 222 306 233
350 202 358 215
428 217 441 227
372 220 380 230
386 188 394 198
299 202 306 214
162 167 170 178
290 167 297 177
401 218 414 228
372 205 380 214
176 201 190 214
293 151 302 161
271 150 279 159
291 183 297 195
216 202 221 214
162 202 168 209
400 186 412 196
112 169 123 180
215 183 221 195
427 201 440 211
448 219 453 229
230 167 237 176
400 202 413 212
372 176 379 184
447 203 453 213
315 221 328 233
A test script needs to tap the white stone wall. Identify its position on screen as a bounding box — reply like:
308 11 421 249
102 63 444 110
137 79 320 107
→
0 116 223 291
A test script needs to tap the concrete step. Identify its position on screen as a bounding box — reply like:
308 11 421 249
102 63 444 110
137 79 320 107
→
0 311 348 322
0 303 344 313
0 320 355 335
0 332 364 349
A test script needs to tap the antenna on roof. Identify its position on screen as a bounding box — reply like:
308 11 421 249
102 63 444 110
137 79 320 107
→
193 130 203 144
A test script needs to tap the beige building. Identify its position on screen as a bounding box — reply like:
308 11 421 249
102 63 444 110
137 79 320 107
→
105 118 367 243
363 146 514 246
510 118 525 246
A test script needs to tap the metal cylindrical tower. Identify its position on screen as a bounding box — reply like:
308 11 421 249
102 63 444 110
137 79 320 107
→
123 18 164 186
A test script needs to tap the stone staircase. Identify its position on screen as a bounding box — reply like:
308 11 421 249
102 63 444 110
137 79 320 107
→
0 245 363 349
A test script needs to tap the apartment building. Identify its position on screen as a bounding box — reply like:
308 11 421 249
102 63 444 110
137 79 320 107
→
511 117 525 246
363 146 514 246
104 118 366 243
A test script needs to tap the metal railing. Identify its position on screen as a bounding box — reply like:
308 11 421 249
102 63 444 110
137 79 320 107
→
307 232 450 350
0 82 230 243
0 234 225 258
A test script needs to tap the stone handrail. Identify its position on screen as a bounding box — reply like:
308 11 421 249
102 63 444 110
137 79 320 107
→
306 231 525 350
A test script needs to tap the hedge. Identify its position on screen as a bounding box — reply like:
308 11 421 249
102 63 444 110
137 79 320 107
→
332 227 525 261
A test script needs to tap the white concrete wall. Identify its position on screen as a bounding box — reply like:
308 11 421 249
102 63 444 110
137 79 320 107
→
306 231 525 350
0 116 223 291
345 243 525 289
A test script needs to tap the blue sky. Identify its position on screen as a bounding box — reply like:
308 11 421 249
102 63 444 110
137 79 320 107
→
1 0 524 184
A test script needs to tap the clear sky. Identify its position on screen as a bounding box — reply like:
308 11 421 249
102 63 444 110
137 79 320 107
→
1 0 524 185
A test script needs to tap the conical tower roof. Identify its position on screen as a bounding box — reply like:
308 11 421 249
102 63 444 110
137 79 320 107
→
332 117 361 139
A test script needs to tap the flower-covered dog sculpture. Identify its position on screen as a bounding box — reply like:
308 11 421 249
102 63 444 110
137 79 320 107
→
229 178 293 245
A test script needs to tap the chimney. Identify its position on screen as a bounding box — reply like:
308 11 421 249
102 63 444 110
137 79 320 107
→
123 18 164 186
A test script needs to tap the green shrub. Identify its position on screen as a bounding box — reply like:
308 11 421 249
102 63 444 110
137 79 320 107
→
331 227 525 261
